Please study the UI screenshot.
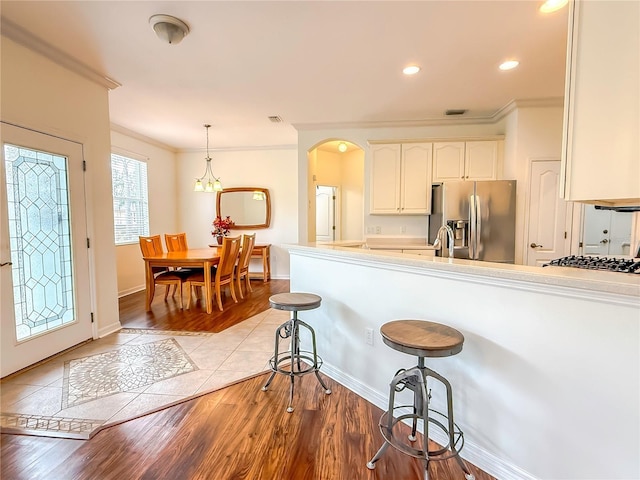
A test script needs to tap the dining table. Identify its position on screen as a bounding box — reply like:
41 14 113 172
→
143 247 221 314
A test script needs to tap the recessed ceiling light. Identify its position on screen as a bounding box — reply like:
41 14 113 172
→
402 65 421 75
539 0 568 13
499 60 520 71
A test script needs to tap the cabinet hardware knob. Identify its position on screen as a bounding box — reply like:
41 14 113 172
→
600 239 609 244
530 243 543 248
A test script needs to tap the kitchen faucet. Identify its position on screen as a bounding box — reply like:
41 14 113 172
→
434 224 455 258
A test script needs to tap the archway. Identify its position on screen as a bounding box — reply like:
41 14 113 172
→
307 140 365 242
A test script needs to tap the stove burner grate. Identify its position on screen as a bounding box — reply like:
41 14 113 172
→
544 255 640 274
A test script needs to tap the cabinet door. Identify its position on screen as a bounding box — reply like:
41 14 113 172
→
465 141 498 180
561 0 639 204
433 142 465 182
400 143 432 214
370 144 401 214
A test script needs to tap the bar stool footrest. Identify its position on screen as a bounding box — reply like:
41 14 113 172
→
268 351 324 377
377 406 466 461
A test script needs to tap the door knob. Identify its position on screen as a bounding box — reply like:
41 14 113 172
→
0 261 12 267
530 243 543 248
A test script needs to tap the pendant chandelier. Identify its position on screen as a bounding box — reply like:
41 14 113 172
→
194 124 222 193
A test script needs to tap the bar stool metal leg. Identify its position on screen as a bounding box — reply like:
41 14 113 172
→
262 303 331 412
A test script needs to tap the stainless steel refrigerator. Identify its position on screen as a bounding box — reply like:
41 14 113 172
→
429 181 516 263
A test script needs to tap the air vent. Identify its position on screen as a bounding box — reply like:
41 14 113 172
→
445 109 467 116
268 115 283 123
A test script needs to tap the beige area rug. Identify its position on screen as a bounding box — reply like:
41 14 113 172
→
0 308 291 439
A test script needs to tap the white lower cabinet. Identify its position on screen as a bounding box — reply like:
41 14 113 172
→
370 143 433 215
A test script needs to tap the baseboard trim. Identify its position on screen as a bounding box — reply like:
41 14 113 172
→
321 362 536 480
118 285 145 298
97 321 122 338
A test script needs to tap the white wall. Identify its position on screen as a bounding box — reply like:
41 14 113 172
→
176 148 298 279
1 36 119 337
110 130 179 296
340 149 364 240
312 148 365 241
504 106 565 264
290 248 640 480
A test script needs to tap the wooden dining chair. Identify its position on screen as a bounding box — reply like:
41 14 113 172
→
139 235 189 309
185 235 241 312
164 232 189 252
235 233 256 299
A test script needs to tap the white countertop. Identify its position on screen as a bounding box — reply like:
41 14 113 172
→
320 237 436 250
287 242 640 299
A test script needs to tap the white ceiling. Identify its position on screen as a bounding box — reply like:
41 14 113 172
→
1 1 569 151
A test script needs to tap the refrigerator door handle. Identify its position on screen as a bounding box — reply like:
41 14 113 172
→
475 194 482 260
469 194 476 259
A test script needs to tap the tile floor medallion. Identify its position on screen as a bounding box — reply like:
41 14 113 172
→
62 338 197 408
0 308 292 439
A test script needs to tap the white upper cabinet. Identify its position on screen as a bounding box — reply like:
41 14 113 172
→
370 144 401 214
561 0 639 205
465 141 498 180
370 143 432 215
433 140 498 182
432 142 465 182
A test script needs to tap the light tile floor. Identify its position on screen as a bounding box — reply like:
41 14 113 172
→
0 308 292 439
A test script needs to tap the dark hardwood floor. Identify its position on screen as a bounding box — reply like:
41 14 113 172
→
1 279 495 480
119 278 290 332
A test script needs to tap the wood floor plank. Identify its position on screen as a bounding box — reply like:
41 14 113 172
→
1 280 495 480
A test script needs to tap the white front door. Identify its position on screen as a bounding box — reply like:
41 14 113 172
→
526 159 572 266
1 123 93 377
315 186 336 242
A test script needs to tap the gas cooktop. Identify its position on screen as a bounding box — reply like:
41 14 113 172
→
544 255 640 274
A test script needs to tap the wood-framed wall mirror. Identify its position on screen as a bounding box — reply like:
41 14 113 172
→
216 187 271 229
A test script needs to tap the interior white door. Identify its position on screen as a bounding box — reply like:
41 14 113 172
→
315 186 335 242
582 205 633 256
526 159 572 266
1 123 93 377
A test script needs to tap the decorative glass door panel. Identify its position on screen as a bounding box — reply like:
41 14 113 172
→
5 144 76 340
1 123 92 377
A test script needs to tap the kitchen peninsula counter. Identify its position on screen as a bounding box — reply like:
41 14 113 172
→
285 242 639 480
291 242 640 298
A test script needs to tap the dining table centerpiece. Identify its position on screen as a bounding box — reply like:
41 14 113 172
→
212 215 234 244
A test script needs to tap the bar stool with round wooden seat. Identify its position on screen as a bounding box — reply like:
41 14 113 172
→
261 292 332 412
367 320 474 480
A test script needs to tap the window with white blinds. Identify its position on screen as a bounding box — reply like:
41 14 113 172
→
111 153 149 245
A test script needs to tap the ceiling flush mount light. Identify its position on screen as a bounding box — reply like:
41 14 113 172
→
539 0 568 13
499 60 520 71
338 142 348 153
149 14 190 45
402 65 421 75
194 124 222 193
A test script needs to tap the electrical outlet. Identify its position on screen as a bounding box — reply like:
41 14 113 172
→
365 328 374 346
366 226 374 234
401 225 407 234
375 226 381 234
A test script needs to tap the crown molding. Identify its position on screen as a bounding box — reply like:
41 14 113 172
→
293 115 496 131
1 18 121 91
179 144 298 154
293 97 565 131
110 123 177 153
492 97 564 121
